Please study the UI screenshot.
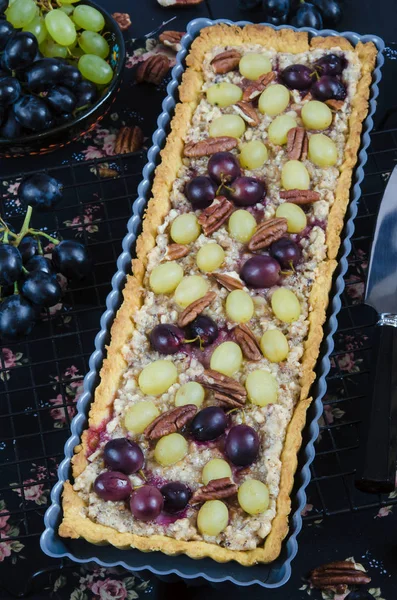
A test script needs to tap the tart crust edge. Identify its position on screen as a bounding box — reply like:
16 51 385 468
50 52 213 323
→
59 25 378 565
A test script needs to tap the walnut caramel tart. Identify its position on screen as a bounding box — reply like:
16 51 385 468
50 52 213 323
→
59 25 377 565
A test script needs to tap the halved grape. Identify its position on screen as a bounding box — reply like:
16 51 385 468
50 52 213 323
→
202 458 232 485
228 209 256 243
124 401 160 434
175 381 205 408
281 160 310 191
301 100 332 130
150 262 183 295
196 243 225 272
170 213 200 245
271 288 301 323
268 115 297 145
260 329 289 363
308 133 338 167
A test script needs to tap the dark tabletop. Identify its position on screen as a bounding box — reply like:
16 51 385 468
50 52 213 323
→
0 1 397 599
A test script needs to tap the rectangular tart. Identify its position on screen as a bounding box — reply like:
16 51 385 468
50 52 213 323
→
59 24 378 565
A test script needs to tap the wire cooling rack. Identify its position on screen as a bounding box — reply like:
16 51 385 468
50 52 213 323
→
0 128 397 587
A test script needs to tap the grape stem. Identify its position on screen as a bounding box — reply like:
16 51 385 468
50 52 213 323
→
13 281 19 295
5 205 60 248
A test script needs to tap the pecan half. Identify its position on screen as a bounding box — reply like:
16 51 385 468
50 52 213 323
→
136 54 170 85
184 137 238 158
287 127 308 161
309 561 371 592
111 12 131 30
326 98 345 111
157 0 204 5
198 196 234 236
233 101 261 126
198 369 246 407
177 291 216 327
248 217 288 251
165 243 189 261
98 166 119 178
242 72 276 102
159 31 184 52
234 324 262 361
191 478 238 504
144 405 197 440
210 49 241 74
280 190 320 204
114 126 144 155
212 272 244 291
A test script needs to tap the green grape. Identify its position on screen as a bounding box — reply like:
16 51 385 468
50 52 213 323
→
175 382 205 408
174 275 209 308
73 4 105 32
23 16 47 45
209 114 246 139
245 369 278 406
210 341 242 376
225 290 254 323
202 459 232 485
58 0 80 4
139 360 178 396
124 401 160 434
78 30 109 59
45 9 76 46
40 39 68 59
59 4 75 14
197 500 228 536
238 479 269 515
206 82 242 107
271 288 301 323
154 433 188 466
260 329 289 363
70 46 84 58
78 54 113 85
7 0 37 28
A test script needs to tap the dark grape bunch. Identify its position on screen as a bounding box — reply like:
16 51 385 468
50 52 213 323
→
0 0 114 140
149 315 219 356
0 172 92 341
240 0 343 29
281 54 347 102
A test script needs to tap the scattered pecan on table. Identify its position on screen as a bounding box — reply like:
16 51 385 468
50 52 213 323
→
111 12 131 30
309 560 371 593
114 125 144 155
136 54 170 85
159 31 185 52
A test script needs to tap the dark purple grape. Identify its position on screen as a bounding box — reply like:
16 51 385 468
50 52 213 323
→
52 240 92 280
0 110 21 139
149 323 185 355
269 238 301 269
185 176 217 210
281 64 314 91
185 315 218 347
190 406 227 442
0 20 14 52
240 255 281 288
18 236 38 264
0 244 22 286
25 255 54 276
24 58 64 92
263 0 290 18
46 86 76 115
345 591 375 600
21 271 61 307
314 54 346 76
225 424 259 467
228 176 265 206
13 96 54 132
18 173 63 210
0 295 36 340
75 79 97 108
93 471 131 502
264 13 288 24
290 3 323 28
310 0 342 26
103 438 144 474
0 0 8 13
3 32 38 71
130 485 163 521
311 76 347 101
208 152 240 185
0 76 20 106
161 481 191 514
62 64 82 90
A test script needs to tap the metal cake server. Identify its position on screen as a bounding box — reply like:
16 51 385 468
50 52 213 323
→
355 165 397 494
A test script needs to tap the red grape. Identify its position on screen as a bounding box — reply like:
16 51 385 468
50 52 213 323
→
93 471 131 502
269 238 301 269
314 54 346 76
149 324 185 354
208 152 240 185
130 485 164 521
281 64 314 91
185 315 218 347
240 255 281 288
185 176 217 209
228 176 265 206
190 406 227 442
103 438 144 474
161 481 191 514
311 76 346 101
225 424 259 466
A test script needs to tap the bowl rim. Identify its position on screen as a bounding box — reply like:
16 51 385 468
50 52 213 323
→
0 0 126 147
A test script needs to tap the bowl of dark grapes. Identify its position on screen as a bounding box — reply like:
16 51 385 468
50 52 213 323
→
0 0 125 157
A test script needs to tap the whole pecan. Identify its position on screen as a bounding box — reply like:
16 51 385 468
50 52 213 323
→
212 272 243 291
111 12 131 30
114 126 144 155
136 54 170 85
242 72 276 102
234 324 262 361
184 137 238 158
198 369 246 407
191 478 238 504
309 561 371 592
159 31 184 52
280 190 320 204
177 291 216 327
248 217 288 251
210 49 241 74
157 0 204 5
98 166 119 178
326 98 345 111
144 405 197 440
234 101 261 126
198 196 234 236
165 243 189 261
287 127 308 161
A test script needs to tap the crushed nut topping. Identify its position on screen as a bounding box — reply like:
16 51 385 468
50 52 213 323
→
279 190 321 204
309 561 371 593
287 127 308 161
248 217 288 251
136 54 170 85
144 405 197 440
234 324 262 361
191 478 238 504
177 291 216 327
210 49 242 74
184 137 238 158
242 71 276 101
197 196 234 236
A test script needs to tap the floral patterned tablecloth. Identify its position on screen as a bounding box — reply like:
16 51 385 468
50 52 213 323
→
0 1 397 599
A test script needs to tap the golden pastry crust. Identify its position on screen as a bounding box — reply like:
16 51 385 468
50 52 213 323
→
60 24 378 564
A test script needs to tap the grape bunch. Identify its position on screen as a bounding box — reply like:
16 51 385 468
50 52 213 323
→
0 0 115 139
0 172 92 341
239 0 343 29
